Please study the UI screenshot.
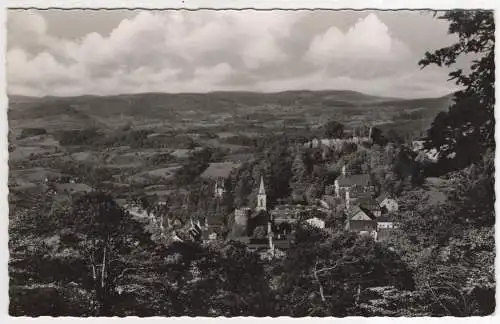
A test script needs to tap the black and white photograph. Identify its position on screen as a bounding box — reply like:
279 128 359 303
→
5 5 496 317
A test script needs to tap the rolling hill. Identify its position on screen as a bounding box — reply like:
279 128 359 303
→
7 90 454 138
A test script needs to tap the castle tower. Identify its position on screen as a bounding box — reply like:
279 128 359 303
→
214 179 224 198
342 165 347 176
214 180 219 197
368 126 373 141
345 189 350 209
256 176 267 212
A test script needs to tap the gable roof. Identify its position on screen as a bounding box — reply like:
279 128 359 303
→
251 209 270 220
274 239 291 250
376 214 395 222
358 197 380 211
206 215 225 226
376 192 391 204
336 174 371 187
345 205 375 221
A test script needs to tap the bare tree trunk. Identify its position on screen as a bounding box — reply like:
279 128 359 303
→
98 237 111 316
101 244 107 289
89 254 97 281
355 284 361 306
313 259 326 303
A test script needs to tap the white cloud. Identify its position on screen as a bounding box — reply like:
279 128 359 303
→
6 10 457 98
8 10 47 39
7 11 299 96
306 13 411 65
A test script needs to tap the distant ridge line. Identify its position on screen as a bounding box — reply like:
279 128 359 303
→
7 89 455 101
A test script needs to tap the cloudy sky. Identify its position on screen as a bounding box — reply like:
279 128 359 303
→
7 9 465 98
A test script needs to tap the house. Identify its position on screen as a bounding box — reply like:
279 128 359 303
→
199 197 227 240
376 193 399 213
334 166 375 198
344 205 377 232
344 202 399 242
305 217 326 229
234 207 252 226
270 204 301 224
375 214 398 242
357 196 382 218
376 214 396 230
203 214 225 240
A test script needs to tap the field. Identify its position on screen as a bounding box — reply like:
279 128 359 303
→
8 91 452 136
8 89 452 202
201 162 242 179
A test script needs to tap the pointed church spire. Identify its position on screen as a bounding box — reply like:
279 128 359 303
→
259 176 266 195
257 176 267 212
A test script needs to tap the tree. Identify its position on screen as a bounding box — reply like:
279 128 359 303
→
274 230 414 316
371 127 387 146
289 150 308 202
216 242 274 315
341 142 358 155
419 10 494 172
322 120 345 139
66 192 154 315
175 147 213 185
386 129 404 145
252 225 268 239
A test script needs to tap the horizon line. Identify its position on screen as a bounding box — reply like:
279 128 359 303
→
7 88 456 101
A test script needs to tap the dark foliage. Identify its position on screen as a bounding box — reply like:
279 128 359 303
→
420 10 495 173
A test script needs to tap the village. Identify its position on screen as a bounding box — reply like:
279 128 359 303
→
116 126 403 258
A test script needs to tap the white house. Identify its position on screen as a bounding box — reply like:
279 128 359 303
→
376 193 399 212
305 217 326 229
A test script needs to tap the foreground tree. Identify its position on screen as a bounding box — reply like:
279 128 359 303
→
420 10 494 172
274 228 414 316
66 192 155 315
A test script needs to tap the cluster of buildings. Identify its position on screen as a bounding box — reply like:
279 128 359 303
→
333 165 399 241
185 158 399 257
151 131 400 256
304 127 374 151
189 176 332 257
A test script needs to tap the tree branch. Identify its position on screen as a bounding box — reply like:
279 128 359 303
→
116 267 153 280
315 257 360 275
427 281 452 315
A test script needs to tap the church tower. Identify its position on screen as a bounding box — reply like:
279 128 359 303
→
256 176 267 212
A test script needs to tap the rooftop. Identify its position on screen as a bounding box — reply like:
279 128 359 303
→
345 205 377 220
336 174 372 187
357 197 380 211
376 192 391 204
376 214 396 222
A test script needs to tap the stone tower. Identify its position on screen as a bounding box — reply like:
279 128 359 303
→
256 176 267 212
214 178 225 198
